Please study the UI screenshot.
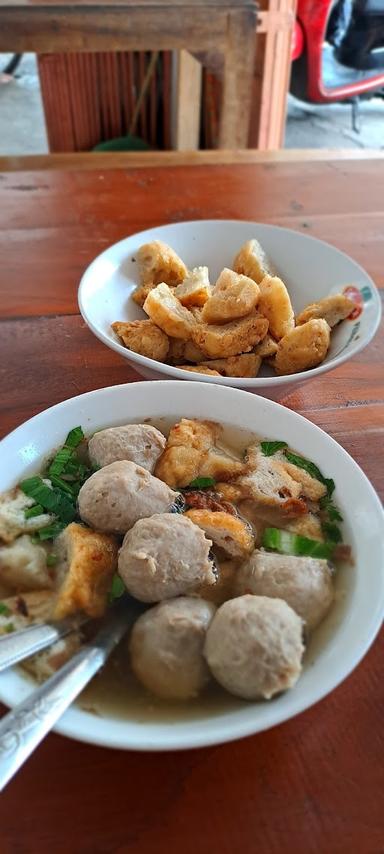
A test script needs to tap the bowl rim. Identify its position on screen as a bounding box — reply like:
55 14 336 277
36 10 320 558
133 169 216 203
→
78 219 382 388
1 381 383 750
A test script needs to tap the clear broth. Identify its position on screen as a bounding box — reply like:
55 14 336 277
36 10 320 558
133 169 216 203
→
76 419 350 722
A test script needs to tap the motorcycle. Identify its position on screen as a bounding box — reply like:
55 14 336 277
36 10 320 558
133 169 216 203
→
290 0 384 130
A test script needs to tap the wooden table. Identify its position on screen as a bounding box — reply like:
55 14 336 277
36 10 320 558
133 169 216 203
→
0 151 383 854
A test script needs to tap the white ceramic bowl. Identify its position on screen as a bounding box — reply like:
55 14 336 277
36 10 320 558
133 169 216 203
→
78 220 381 400
0 381 383 750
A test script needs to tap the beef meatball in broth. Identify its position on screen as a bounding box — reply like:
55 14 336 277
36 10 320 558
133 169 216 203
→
78 461 177 535
130 597 216 700
88 424 166 473
236 550 334 631
118 513 216 602
204 595 304 700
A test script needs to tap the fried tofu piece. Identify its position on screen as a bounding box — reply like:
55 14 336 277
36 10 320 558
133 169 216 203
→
201 268 260 324
180 366 221 376
131 283 155 308
53 523 118 619
215 483 244 504
276 455 326 501
233 239 274 284
199 354 262 378
167 338 205 365
112 319 169 362
143 283 195 340
192 311 269 359
253 334 279 358
183 340 207 362
199 449 245 482
296 293 355 328
237 445 305 520
155 419 217 488
0 487 53 544
285 513 324 542
195 560 236 606
275 319 331 375
185 509 254 558
155 419 244 488
258 275 295 340
0 535 53 593
174 267 211 307
137 240 187 287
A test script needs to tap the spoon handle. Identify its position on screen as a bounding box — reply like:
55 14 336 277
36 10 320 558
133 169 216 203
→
0 618 85 673
0 608 128 792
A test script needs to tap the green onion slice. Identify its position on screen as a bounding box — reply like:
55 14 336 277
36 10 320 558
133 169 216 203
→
20 477 75 523
24 504 45 519
48 447 74 477
0 603 10 616
109 574 125 602
262 527 335 560
64 426 84 448
32 521 67 542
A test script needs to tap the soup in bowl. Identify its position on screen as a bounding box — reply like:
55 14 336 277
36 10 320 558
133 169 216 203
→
0 382 382 750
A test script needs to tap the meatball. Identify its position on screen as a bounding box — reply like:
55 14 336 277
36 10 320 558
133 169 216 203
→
236 550 334 631
204 595 304 700
130 597 216 700
78 461 177 535
118 513 215 602
88 424 166 473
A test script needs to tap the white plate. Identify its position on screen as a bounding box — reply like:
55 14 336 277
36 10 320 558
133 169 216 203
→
0 381 383 750
78 220 381 398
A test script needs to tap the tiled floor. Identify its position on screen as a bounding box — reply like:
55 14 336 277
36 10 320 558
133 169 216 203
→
0 53 383 155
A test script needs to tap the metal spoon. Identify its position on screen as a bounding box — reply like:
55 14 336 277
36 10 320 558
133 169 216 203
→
0 604 133 792
0 616 87 673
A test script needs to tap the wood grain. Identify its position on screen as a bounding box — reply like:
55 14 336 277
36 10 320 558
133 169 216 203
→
0 157 383 854
1 160 384 317
2 149 384 171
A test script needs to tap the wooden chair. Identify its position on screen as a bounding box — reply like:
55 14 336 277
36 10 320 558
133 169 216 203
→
0 0 257 149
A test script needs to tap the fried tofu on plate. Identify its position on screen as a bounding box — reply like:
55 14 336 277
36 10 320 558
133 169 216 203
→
108 237 358 378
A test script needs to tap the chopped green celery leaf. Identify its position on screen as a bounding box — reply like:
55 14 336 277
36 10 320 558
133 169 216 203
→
48 447 74 477
109 574 125 602
323 478 335 498
322 522 342 544
319 494 343 521
4 623 15 634
0 603 10 616
20 477 75 523
32 521 67 542
283 450 335 497
262 527 334 560
46 553 58 566
24 504 44 519
260 440 288 457
328 505 343 523
186 477 216 489
64 426 84 448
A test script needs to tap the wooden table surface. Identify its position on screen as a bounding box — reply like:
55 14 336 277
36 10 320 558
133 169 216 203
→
0 154 383 854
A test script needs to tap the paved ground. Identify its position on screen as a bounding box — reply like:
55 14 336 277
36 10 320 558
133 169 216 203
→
0 53 383 155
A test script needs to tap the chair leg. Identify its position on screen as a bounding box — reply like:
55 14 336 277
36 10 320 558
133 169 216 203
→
219 8 256 149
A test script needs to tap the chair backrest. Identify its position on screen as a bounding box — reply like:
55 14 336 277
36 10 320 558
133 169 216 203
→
38 51 173 151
